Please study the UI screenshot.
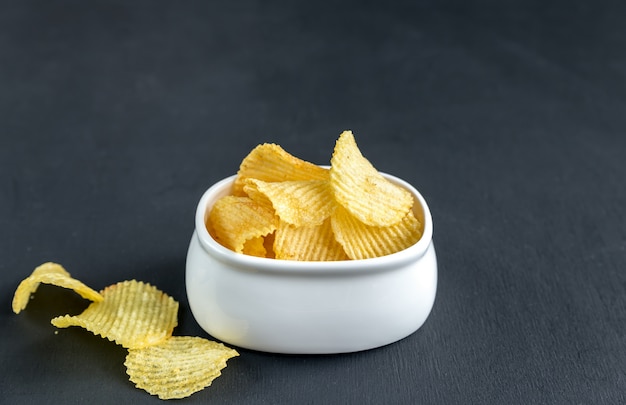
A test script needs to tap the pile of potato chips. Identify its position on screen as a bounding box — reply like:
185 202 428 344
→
12 262 238 400
208 131 424 260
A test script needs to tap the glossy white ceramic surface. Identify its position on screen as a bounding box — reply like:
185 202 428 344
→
186 173 437 354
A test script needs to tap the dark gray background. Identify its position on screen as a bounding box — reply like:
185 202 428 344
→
2 1 625 404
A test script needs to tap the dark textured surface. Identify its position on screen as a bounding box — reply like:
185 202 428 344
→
2 1 626 404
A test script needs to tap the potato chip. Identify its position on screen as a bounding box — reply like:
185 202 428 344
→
125 336 239 400
207 195 277 253
208 131 424 261
232 143 329 195
13 263 239 399
241 178 274 211
242 236 267 258
51 280 178 349
330 131 413 226
12 262 103 314
274 218 348 261
331 204 423 260
249 179 335 227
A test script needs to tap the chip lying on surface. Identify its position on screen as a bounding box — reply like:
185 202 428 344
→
12 262 103 314
125 336 239 400
207 130 424 260
12 263 238 400
51 280 179 349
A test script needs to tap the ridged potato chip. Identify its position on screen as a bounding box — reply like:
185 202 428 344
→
125 336 238 400
242 236 267 258
232 143 329 195
241 178 274 211
208 130 424 261
12 262 103 314
274 218 348 261
13 264 239 399
51 280 178 349
331 204 423 260
330 131 413 226
249 179 335 227
208 195 277 253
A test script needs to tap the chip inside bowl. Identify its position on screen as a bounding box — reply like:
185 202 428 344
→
329 131 413 227
249 178 335 227
232 143 329 196
331 204 423 260
206 130 423 260
274 218 349 261
207 195 277 254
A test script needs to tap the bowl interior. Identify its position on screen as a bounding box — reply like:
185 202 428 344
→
194 172 433 274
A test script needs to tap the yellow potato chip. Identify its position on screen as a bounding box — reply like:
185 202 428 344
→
207 195 277 253
274 218 348 261
125 336 239 400
232 143 329 195
51 280 178 349
242 236 267 258
331 204 423 260
241 178 274 211
330 131 413 226
13 263 239 399
12 262 103 314
249 179 335 227
209 131 422 261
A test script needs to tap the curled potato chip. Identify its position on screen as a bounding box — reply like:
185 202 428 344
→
274 218 348 261
12 262 103 314
330 131 413 226
331 204 423 260
209 131 422 261
241 179 274 211
249 179 335 227
125 336 238 400
51 280 178 349
13 263 239 399
232 143 329 195
207 195 277 253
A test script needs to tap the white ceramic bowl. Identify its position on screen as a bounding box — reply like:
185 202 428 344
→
185 173 437 354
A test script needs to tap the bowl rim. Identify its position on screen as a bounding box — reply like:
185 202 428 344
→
194 171 434 275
